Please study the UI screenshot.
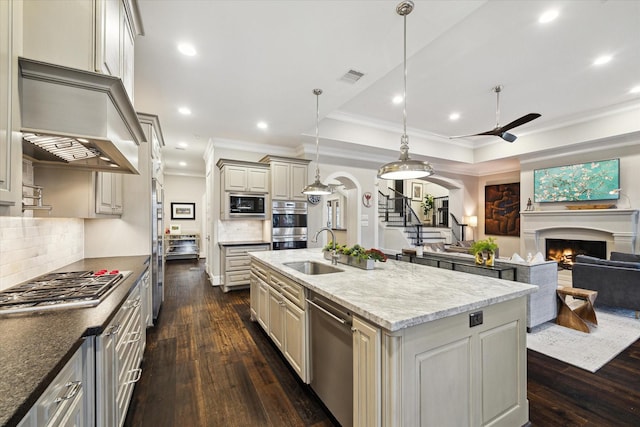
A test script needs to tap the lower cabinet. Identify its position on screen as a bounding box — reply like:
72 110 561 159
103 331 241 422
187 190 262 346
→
18 340 91 427
96 277 144 427
220 243 270 292
352 316 381 427
250 260 307 382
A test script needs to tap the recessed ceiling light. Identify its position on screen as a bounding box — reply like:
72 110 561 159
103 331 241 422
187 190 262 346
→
593 55 612 66
630 85 640 94
392 95 403 104
109 164 118 168
177 43 197 56
178 141 189 148
99 156 111 162
178 107 191 115
538 9 559 24
179 161 187 167
449 112 460 121
77 138 89 143
257 121 268 129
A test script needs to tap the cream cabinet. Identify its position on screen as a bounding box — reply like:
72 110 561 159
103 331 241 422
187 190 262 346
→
216 159 269 193
352 316 381 427
0 0 22 215
96 172 124 215
18 341 89 427
259 155 310 201
220 243 270 292
250 260 308 382
23 0 142 102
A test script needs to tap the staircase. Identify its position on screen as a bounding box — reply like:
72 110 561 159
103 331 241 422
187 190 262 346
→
378 190 447 246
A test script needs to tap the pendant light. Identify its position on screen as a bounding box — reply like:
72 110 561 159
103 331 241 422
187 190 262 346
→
302 89 333 195
377 1 434 180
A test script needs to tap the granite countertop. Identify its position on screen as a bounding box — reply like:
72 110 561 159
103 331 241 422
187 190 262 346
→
0 255 150 427
218 240 271 246
250 249 537 332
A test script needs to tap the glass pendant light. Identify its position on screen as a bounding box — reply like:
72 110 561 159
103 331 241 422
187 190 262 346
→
302 89 333 195
377 1 434 180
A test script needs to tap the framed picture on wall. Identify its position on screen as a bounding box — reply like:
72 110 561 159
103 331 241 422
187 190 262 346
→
171 202 195 220
485 183 520 236
411 182 423 201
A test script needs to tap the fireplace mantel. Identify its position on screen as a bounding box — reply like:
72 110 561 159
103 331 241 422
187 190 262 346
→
520 209 639 256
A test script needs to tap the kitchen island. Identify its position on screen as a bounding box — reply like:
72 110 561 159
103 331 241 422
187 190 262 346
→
249 248 537 427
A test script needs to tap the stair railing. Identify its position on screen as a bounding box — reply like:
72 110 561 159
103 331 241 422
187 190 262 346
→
379 187 426 245
450 213 468 244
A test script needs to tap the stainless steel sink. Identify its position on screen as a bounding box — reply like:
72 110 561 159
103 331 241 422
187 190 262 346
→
283 261 343 275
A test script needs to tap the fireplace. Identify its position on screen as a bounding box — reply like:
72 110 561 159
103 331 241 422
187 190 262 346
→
546 238 606 269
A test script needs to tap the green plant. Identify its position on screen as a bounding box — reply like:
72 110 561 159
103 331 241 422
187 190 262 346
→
421 194 435 216
470 237 499 255
322 242 387 262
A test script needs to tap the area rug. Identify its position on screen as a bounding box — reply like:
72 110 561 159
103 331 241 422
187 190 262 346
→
526 307 640 373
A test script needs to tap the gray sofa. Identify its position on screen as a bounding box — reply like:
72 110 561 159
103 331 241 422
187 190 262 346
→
572 252 640 311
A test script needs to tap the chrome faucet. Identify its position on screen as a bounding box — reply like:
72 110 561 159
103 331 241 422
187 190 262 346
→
312 227 339 265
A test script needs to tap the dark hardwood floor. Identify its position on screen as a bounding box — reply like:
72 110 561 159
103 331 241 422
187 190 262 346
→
126 260 640 426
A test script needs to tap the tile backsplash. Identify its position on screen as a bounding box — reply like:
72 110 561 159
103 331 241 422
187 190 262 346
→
0 217 84 290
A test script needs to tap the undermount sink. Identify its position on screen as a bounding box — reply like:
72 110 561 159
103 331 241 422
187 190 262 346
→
283 261 344 275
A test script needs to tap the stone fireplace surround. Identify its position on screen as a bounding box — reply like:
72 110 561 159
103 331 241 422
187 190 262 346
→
521 209 639 259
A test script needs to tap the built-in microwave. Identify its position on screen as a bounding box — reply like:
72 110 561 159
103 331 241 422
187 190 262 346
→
226 193 266 219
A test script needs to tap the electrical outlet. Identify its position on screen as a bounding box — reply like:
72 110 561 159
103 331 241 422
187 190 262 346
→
469 311 483 327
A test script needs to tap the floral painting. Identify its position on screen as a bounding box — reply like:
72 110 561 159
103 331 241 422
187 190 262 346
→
534 159 619 202
485 183 520 236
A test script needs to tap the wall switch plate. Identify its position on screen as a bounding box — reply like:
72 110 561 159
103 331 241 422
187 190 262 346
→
469 311 483 327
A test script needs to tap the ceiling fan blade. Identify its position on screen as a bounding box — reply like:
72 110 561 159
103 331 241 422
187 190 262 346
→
497 113 541 133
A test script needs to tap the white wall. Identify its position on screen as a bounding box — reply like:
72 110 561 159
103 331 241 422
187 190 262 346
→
163 174 206 248
0 217 84 290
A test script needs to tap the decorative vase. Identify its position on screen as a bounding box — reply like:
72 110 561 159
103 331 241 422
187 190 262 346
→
475 252 485 265
486 250 495 267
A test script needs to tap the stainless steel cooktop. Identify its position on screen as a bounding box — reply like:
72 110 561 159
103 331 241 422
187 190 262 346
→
0 270 131 314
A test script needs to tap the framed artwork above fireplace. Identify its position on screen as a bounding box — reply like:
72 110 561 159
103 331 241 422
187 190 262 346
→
534 158 620 203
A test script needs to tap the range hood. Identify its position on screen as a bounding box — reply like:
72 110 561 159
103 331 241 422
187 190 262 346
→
18 57 146 174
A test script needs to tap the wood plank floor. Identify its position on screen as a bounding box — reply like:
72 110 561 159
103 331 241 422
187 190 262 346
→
125 260 640 426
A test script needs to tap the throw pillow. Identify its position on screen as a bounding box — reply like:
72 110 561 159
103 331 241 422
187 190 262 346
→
610 252 640 263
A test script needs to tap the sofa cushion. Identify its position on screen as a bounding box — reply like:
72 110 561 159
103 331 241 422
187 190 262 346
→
457 240 475 248
575 254 640 269
610 252 640 263
425 242 446 252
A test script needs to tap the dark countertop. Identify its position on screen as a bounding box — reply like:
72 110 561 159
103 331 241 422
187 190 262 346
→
0 255 150 427
218 240 271 246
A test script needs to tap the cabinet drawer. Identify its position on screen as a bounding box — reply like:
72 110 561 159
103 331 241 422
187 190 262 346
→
226 255 251 271
225 244 269 257
270 271 305 309
226 270 251 285
251 260 269 283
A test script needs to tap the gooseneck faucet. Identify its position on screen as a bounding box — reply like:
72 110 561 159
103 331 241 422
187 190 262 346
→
312 227 339 265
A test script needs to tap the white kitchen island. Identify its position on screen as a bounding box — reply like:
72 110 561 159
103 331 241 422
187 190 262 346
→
249 249 537 427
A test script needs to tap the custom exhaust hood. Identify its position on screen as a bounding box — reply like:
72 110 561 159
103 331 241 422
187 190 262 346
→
18 57 146 174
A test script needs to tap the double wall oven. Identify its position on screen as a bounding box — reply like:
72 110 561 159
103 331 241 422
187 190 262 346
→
271 201 307 250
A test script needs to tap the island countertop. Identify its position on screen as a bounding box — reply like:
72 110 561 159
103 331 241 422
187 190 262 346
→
250 248 537 332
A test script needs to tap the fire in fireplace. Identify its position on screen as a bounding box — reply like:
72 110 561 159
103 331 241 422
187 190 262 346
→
546 238 607 269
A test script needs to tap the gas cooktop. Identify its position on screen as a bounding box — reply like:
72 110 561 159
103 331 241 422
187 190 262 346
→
0 270 131 314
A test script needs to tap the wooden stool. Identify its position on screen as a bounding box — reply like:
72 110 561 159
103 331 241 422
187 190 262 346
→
556 286 598 333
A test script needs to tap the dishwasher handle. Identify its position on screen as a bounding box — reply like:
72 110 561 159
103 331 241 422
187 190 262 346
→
306 298 351 326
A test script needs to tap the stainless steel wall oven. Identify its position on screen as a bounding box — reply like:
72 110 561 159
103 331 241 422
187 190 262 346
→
271 201 307 250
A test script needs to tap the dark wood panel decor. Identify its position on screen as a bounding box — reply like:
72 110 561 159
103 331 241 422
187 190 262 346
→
485 182 520 236
126 260 640 426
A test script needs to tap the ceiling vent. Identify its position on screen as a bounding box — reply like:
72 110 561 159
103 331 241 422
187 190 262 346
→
340 69 365 84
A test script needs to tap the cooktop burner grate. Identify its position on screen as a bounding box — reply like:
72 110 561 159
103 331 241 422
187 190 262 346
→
0 270 130 314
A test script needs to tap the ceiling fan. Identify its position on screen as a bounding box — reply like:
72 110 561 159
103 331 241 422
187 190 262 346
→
451 85 541 142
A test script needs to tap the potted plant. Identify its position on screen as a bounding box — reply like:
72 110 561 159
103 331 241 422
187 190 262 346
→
470 237 499 266
421 194 435 223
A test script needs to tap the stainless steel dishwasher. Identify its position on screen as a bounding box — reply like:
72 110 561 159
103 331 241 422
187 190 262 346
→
307 291 353 427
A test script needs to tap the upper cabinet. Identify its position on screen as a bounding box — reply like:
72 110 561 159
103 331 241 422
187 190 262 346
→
0 0 22 216
137 113 165 184
217 159 269 194
23 0 143 102
260 156 310 201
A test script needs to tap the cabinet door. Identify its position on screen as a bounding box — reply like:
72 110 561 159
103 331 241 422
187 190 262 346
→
96 172 115 213
353 316 381 427
97 325 118 427
271 162 290 199
283 299 306 381
121 5 135 101
247 167 269 192
224 165 248 192
250 274 259 321
112 173 124 214
99 0 121 76
257 281 269 331
290 163 308 201
268 287 284 350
